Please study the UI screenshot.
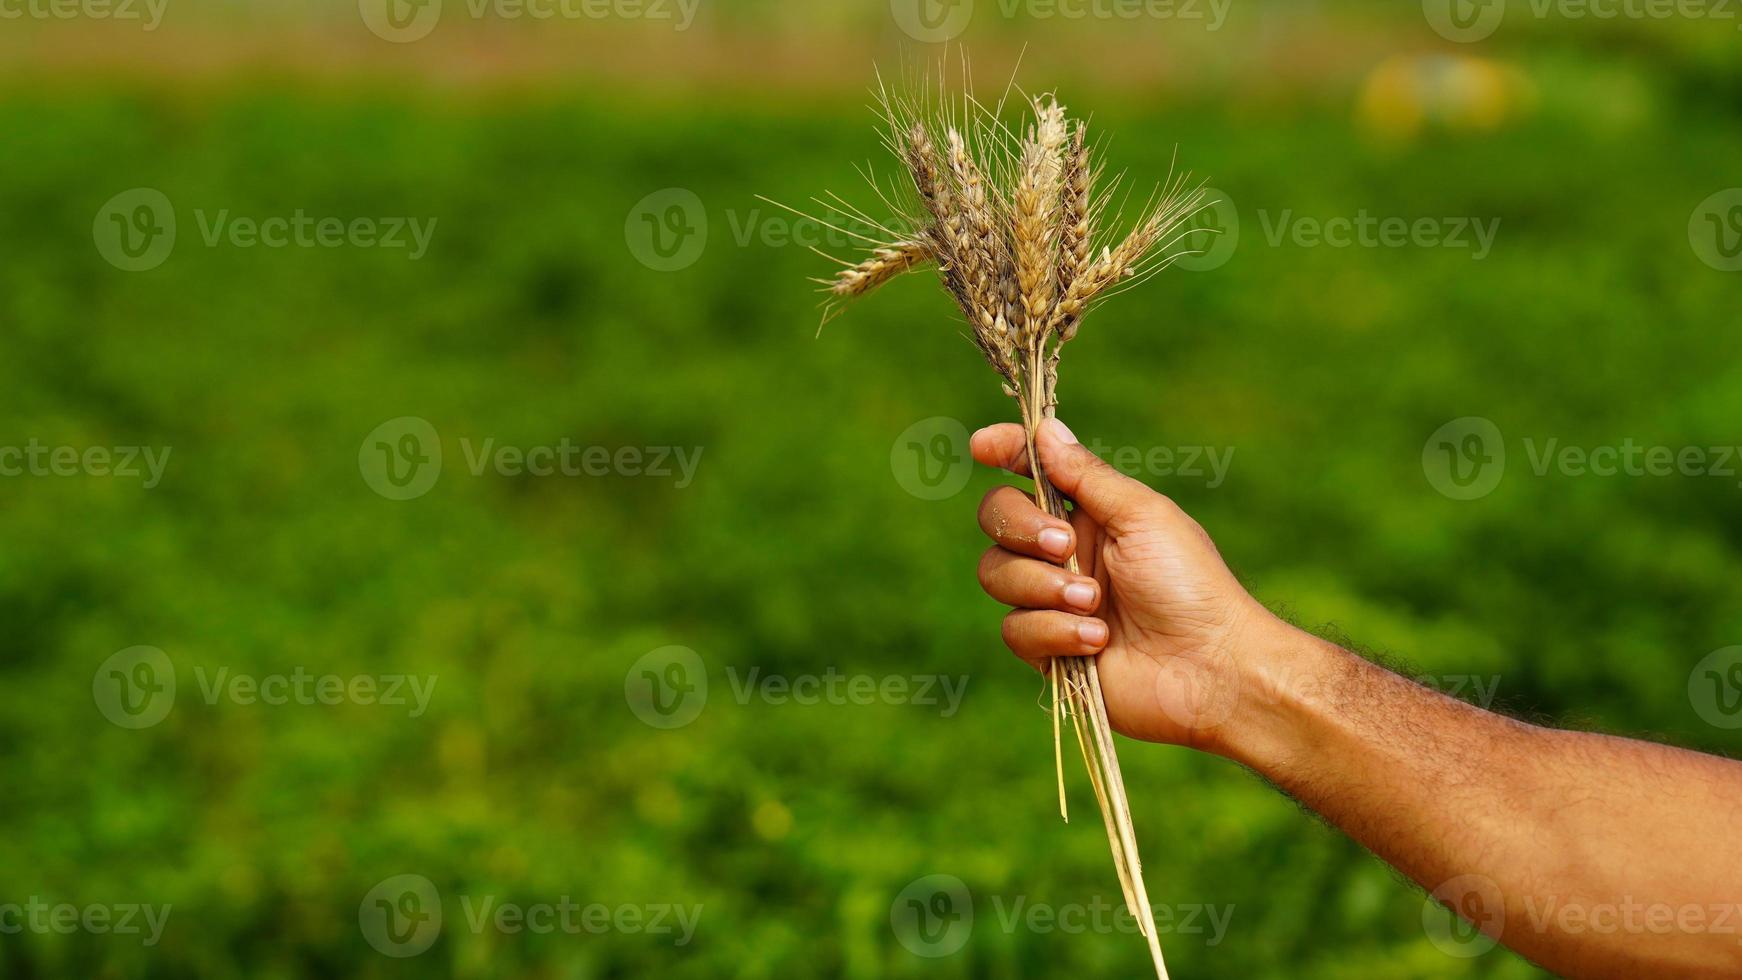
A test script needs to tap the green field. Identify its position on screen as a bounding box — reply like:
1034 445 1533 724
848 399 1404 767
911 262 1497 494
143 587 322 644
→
2 16 1742 978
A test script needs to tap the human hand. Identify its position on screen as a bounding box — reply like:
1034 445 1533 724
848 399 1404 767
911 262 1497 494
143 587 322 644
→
972 418 1284 751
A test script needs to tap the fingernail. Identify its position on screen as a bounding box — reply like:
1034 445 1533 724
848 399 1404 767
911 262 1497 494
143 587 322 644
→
1078 621 1108 647
1063 582 1097 611
1038 527 1072 558
1046 418 1078 445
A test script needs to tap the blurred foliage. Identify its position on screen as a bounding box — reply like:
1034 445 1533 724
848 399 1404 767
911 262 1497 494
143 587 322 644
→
1 4 1741 978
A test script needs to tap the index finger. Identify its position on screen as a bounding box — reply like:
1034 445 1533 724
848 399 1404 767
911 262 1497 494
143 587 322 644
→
969 423 1033 477
978 485 1076 562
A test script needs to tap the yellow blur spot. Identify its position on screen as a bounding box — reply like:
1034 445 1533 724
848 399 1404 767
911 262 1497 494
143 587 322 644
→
1359 55 1535 144
752 800 794 841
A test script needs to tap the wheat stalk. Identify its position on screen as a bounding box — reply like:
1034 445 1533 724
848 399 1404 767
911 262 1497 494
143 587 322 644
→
793 68 1214 980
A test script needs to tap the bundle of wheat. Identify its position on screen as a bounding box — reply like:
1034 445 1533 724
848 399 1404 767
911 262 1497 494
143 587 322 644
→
787 72 1211 980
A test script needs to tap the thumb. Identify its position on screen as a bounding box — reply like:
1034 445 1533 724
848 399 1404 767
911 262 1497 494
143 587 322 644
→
1036 418 1155 535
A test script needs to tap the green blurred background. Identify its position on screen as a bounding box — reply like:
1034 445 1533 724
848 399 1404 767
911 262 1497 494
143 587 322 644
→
3 0 1741 976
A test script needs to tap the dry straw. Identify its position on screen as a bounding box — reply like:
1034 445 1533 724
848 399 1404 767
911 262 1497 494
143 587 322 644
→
779 67 1212 980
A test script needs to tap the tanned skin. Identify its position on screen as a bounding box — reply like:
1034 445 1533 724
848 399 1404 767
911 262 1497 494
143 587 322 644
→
971 418 1742 979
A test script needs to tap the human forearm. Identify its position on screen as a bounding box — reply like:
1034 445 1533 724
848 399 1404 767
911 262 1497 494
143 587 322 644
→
1216 618 1742 978
967 421 1742 975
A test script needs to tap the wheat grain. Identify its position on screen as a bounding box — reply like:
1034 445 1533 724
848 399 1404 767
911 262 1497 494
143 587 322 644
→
1053 122 1094 344
1013 97 1068 349
945 128 1014 369
826 241 934 300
